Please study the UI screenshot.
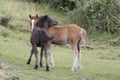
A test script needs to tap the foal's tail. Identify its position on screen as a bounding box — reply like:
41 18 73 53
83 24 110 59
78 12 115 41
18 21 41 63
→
80 28 89 48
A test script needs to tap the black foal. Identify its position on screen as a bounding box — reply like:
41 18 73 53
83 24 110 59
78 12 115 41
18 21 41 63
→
27 27 54 71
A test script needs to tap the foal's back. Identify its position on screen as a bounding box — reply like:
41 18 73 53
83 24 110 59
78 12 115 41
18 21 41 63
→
47 24 81 45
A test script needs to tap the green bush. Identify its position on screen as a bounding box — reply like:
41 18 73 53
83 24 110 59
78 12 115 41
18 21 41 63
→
0 16 11 26
21 0 76 11
1 32 9 37
68 0 120 34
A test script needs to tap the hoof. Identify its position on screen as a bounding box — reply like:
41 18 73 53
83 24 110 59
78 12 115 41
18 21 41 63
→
49 63 54 68
34 65 38 69
46 65 49 71
71 67 77 72
40 63 43 67
71 66 82 72
26 59 31 64
26 62 30 64
77 66 82 71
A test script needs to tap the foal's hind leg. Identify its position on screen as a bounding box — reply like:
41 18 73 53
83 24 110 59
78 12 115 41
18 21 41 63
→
71 43 79 72
45 47 49 71
47 44 54 67
33 45 38 69
27 48 34 64
77 49 82 71
40 47 44 67
77 40 82 71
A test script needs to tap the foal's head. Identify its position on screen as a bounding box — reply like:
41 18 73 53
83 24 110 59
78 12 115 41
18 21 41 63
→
36 15 58 29
29 14 40 32
29 14 58 31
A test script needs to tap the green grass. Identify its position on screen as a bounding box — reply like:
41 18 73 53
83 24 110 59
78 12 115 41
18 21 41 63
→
0 0 120 80
0 36 120 80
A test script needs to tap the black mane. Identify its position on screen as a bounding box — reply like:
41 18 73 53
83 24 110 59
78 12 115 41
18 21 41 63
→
36 15 58 28
36 15 48 28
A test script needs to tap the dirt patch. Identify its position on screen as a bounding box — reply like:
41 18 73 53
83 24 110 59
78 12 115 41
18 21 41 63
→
0 62 21 70
0 62 20 79
0 70 20 80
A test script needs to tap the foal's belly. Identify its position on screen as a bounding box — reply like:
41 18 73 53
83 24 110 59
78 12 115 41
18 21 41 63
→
52 39 69 45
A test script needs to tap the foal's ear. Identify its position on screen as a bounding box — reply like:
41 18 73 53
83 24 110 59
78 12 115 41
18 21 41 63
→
36 14 38 18
29 14 32 19
44 15 48 20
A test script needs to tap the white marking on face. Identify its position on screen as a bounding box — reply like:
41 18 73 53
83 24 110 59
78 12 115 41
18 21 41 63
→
31 20 35 32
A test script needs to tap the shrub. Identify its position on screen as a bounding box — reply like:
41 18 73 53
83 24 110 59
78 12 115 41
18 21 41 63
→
1 32 9 37
21 0 76 11
0 16 11 26
68 0 120 34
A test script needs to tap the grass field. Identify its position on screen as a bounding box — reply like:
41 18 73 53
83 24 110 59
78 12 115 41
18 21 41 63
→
0 0 120 80
0 35 120 80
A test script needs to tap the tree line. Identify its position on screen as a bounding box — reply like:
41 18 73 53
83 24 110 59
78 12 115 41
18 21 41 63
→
22 0 120 34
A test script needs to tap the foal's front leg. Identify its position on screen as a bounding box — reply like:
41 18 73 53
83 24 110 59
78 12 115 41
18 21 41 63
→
47 44 54 67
